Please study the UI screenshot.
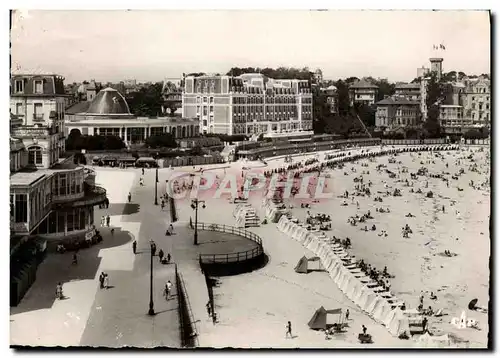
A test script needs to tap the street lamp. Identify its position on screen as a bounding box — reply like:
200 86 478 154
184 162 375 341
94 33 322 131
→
191 199 206 245
154 167 159 205
148 243 155 316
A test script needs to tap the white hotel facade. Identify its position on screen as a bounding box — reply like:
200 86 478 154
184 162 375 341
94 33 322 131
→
182 73 313 136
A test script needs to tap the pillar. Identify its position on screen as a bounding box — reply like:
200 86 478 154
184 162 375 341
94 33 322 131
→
144 127 148 140
119 127 122 138
64 211 68 235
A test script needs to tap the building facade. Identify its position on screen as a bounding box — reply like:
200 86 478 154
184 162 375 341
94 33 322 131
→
10 74 106 241
348 80 378 106
182 73 313 135
394 83 421 101
65 87 199 144
320 85 339 114
375 96 421 132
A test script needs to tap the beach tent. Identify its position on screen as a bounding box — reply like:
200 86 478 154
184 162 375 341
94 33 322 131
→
294 256 323 274
294 256 308 273
307 306 343 330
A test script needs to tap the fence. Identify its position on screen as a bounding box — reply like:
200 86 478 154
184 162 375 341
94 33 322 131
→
196 223 264 265
381 138 490 146
174 264 198 348
381 139 447 145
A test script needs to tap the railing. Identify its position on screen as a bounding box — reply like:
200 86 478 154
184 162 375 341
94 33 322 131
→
196 223 264 264
175 264 198 348
53 185 107 208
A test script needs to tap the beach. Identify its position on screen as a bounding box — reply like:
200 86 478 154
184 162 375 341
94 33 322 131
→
164 144 490 348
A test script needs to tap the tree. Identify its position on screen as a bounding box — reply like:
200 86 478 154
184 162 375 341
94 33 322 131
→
424 72 445 138
65 134 125 151
190 145 203 156
334 80 350 115
145 133 177 149
374 78 395 102
127 82 164 117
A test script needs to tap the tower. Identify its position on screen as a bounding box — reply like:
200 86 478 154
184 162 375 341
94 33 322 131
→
429 58 443 81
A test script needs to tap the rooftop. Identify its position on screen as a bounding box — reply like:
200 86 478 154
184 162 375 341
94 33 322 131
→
395 83 420 90
10 171 50 187
349 79 378 89
376 97 419 106
85 87 131 115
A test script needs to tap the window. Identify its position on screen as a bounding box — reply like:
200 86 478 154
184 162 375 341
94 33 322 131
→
196 97 201 103
28 146 43 165
210 97 214 104
15 80 24 93
203 120 207 126
14 194 27 223
16 103 23 115
34 80 43 94
203 97 207 103
203 107 207 116
34 103 43 120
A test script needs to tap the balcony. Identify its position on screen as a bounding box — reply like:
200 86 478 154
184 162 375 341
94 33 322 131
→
52 184 107 209
33 114 45 122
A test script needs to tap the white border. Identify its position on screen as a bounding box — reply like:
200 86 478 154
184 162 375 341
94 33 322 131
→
1 2 497 358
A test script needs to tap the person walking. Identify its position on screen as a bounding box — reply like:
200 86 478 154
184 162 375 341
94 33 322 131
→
346 309 350 321
161 199 165 210
99 273 105 289
165 280 173 300
101 216 105 227
206 302 212 318
103 273 110 289
106 215 110 227
72 252 78 265
128 192 132 203
285 321 293 339
151 241 157 256
166 253 171 263
158 249 164 263
169 224 174 234
142 167 145 176
132 240 137 254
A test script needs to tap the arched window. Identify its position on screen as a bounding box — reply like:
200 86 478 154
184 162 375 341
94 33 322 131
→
28 146 43 165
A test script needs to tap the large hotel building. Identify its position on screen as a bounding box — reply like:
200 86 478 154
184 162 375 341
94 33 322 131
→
182 73 313 136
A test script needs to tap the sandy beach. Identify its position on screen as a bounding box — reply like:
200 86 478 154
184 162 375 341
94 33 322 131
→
160 144 489 348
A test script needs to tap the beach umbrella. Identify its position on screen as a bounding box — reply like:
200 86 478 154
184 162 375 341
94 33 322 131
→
468 298 478 310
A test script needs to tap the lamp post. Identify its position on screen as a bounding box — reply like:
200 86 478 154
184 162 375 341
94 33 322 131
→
148 243 155 316
191 199 206 245
154 167 159 205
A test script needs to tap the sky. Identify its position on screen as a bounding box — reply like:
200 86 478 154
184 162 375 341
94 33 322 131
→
10 10 491 84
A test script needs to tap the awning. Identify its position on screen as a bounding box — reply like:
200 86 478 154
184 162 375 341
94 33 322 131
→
118 157 137 162
137 157 156 162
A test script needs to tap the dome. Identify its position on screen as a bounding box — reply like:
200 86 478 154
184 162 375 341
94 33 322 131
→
86 87 131 115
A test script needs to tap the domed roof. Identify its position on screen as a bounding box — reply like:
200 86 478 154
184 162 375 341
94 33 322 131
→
86 87 131 115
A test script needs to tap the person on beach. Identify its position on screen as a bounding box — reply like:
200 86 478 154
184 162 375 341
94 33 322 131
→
285 321 293 339
99 273 105 289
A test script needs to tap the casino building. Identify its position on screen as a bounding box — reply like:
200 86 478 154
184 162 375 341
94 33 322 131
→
65 87 199 144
